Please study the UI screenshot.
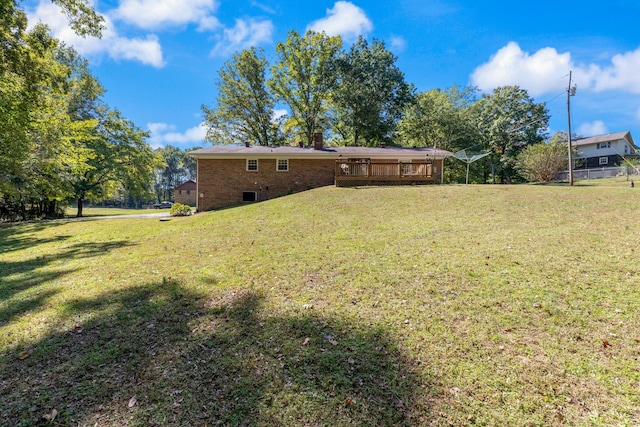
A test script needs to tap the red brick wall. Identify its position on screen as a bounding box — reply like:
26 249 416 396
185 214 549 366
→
197 158 335 211
174 189 197 206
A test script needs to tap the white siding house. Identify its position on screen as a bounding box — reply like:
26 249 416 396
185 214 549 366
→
572 131 639 169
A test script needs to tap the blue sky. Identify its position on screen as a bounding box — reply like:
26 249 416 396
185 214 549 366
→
24 0 640 149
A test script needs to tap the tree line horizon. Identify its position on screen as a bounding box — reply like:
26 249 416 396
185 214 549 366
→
1 1 570 221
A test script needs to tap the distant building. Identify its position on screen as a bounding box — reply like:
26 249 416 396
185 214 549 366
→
572 131 639 169
174 180 197 206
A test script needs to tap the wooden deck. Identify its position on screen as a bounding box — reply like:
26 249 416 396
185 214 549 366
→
335 161 436 186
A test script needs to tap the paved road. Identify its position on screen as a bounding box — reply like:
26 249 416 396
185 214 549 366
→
63 212 171 221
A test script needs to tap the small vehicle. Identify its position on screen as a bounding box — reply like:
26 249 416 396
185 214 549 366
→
153 201 173 209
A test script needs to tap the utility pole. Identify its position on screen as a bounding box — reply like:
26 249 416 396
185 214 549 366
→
567 71 577 186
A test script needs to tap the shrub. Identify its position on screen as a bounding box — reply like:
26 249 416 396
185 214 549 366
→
169 203 192 216
516 140 569 182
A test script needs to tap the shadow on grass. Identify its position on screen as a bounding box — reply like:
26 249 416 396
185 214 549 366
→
1 280 432 426
0 240 136 325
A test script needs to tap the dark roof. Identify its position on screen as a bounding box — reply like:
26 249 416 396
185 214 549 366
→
188 145 452 159
572 131 637 149
174 179 196 190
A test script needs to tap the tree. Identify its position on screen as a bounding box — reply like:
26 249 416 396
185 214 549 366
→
203 47 279 146
0 0 103 219
153 145 197 202
472 86 549 183
398 85 478 150
269 30 342 146
331 36 414 146
516 132 571 182
69 109 159 217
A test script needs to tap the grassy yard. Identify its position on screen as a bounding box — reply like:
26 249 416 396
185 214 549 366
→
1 179 639 426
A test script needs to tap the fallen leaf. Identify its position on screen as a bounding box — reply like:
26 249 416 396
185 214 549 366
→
18 351 30 360
128 397 137 408
348 358 355 364
302 337 310 346
328 339 338 346
602 340 612 348
503 328 513 333
42 408 58 421
344 397 354 405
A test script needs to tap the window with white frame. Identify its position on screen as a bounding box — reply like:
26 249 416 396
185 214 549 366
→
247 159 258 171
277 159 289 171
599 156 608 165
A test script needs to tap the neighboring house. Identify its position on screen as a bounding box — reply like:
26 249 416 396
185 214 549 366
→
174 179 197 206
572 131 639 169
188 135 452 212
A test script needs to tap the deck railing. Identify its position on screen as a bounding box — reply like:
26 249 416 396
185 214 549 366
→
335 161 435 186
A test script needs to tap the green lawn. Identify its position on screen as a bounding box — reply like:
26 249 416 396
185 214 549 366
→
1 179 639 426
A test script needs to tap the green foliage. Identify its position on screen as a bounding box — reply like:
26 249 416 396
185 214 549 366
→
153 145 197 203
269 30 342 146
398 85 478 150
331 36 414 146
0 1 119 220
472 85 549 183
203 47 279 146
517 136 570 182
50 0 104 37
69 109 160 217
169 202 193 216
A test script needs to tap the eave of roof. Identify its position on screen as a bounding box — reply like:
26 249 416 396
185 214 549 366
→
188 145 453 160
572 131 637 149
174 179 196 190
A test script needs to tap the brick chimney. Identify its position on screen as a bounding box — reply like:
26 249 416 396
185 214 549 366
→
313 132 323 150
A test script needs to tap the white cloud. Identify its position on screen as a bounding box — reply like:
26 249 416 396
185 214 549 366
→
577 120 608 137
592 48 640 93
148 122 207 148
471 42 640 97
307 1 373 42
389 36 407 53
210 18 274 57
470 42 570 96
27 1 165 67
272 109 288 121
109 35 165 67
113 0 220 31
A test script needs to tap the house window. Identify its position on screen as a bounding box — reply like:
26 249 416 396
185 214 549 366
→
247 159 258 171
598 142 611 149
277 159 289 171
599 157 608 165
242 191 257 202
186 190 190 195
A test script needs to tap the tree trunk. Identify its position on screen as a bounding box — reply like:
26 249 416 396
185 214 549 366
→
77 198 84 217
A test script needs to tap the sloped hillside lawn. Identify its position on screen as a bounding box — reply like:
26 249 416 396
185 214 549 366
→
1 180 639 426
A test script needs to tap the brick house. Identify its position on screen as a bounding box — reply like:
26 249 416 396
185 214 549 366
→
189 137 452 212
173 179 197 206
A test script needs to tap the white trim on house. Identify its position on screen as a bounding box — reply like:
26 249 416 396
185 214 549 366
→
276 159 289 171
246 159 258 171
